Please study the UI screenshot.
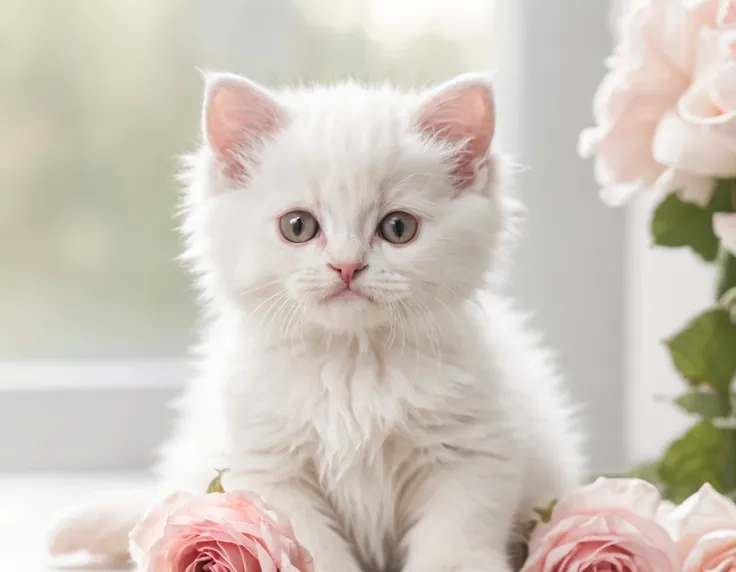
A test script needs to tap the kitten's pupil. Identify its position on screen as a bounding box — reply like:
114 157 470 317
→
291 216 304 236
279 210 318 243
391 217 405 238
378 211 418 244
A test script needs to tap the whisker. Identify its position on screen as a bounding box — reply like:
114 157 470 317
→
237 279 282 297
416 286 463 333
286 302 304 349
298 305 308 350
247 289 287 321
265 294 293 347
406 298 441 365
418 280 461 304
419 301 444 373
397 299 420 367
284 303 297 348
399 301 407 356
385 300 397 349
255 291 288 340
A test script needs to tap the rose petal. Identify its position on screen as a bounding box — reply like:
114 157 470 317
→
652 25 736 176
550 478 665 522
254 542 279 572
524 509 678 572
715 212 736 255
197 547 225 572
718 0 736 26
683 529 736 572
131 490 314 572
710 61 736 110
184 552 211 572
654 168 716 206
580 0 736 203
129 491 194 567
212 541 248 571
662 483 736 567
166 537 200 572
654 103 736 177
589 69 675 178
669 482 736 539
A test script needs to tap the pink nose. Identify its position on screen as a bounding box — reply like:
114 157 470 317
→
328 262 367 286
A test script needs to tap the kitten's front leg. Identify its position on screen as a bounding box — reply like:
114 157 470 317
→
401 458 520 572
227 472 363 572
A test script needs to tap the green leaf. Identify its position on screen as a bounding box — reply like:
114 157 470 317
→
675 390 731 418
718 248 736 300
659 421 730 503
666 308 736 395
724 430 736 494
625 460 662 488
651 181 733 262
206 468 229 494
532 499 558 523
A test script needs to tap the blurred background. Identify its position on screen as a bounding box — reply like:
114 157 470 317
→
0 0 709 485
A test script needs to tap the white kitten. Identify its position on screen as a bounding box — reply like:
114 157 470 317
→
49 73 585 572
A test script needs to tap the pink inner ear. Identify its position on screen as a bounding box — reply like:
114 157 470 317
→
205 79 282 179
417 83 495 189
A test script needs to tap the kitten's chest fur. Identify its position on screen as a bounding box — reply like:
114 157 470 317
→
220 329 488 571
264 338 467 570
303 341 417 568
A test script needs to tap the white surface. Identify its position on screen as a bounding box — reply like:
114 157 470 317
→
1 473 149 571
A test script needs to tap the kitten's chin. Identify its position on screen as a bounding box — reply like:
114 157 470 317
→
303 296 389 332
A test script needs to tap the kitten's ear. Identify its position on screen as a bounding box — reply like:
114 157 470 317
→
415 73 496 191
202 72 285 180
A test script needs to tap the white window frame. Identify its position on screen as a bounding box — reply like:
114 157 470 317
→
0 360 190 471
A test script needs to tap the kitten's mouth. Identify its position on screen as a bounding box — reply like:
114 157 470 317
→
322 287 372 304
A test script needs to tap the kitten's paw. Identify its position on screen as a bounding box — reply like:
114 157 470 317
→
415 567 512 572
311 557 363 572
404 555 513 572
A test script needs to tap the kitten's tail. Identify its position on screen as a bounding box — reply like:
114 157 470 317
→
47 490 153 566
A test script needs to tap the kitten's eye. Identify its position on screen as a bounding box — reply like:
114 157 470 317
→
279 210 319 243
378 211 419 245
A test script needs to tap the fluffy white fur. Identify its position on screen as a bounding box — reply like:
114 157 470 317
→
48 73 585 572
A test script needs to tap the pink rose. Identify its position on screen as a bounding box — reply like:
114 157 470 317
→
654 18 736 192
663 483 736 571
129 491 314 572
580 0 736 207
521 478 679 572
